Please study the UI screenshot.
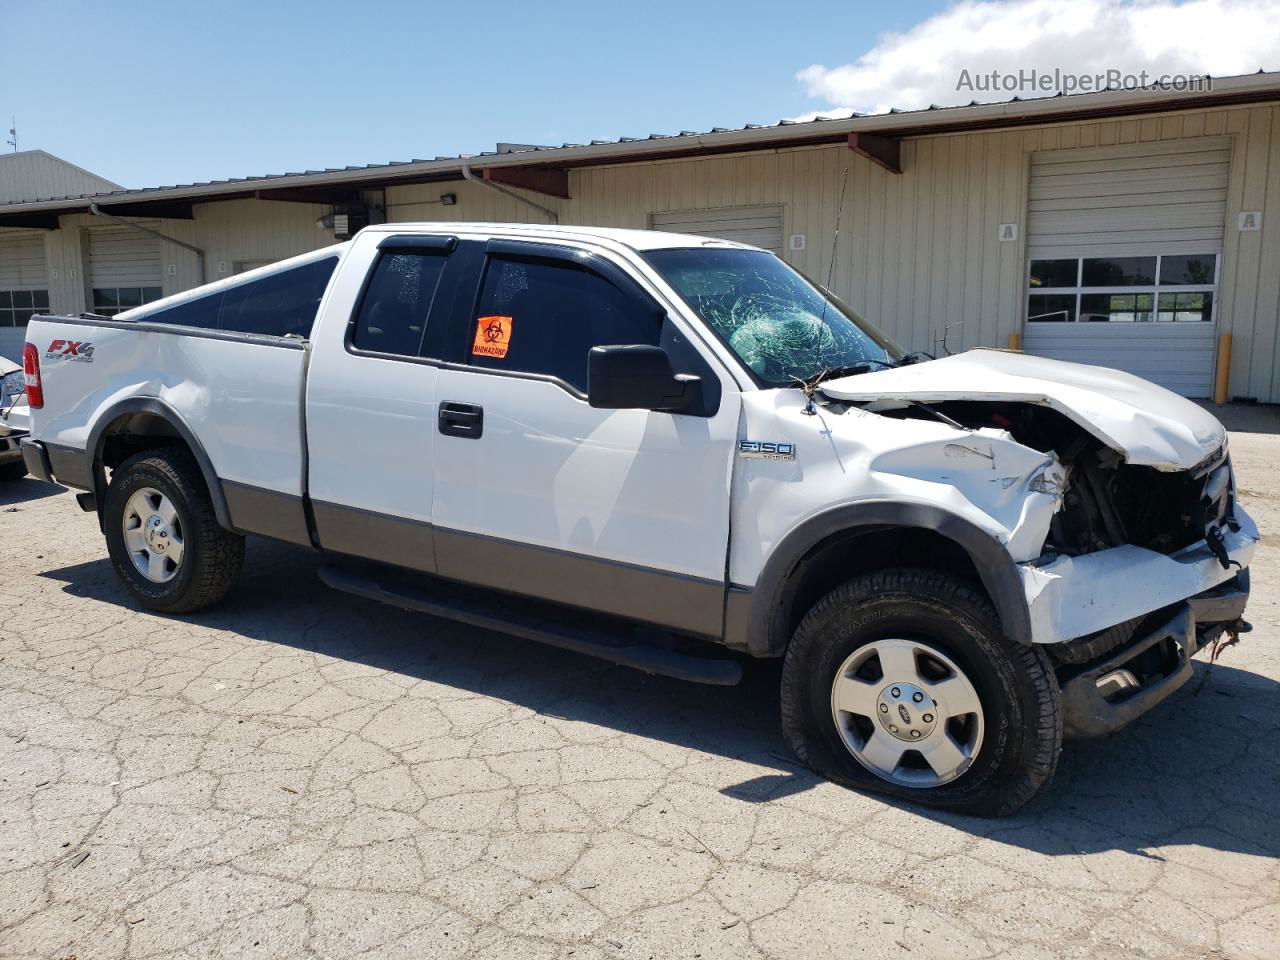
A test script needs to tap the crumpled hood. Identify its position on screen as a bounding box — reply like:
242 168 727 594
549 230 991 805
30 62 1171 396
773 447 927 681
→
821 348 1225 471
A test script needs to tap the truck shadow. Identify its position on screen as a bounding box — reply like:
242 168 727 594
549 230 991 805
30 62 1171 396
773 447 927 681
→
40 536 1279 866
0 477 64 507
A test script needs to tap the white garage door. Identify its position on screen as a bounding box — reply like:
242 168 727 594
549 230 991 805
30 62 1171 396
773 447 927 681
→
88 225 164 316
652 205 784 253
1022 137 1229 397
0 231 49 362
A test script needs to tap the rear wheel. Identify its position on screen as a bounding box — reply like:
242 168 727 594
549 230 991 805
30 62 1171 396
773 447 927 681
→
781 568 1062 817
0 461 26 481
104 450 244 613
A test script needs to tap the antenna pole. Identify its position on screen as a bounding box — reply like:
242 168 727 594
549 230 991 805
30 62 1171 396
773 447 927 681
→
5 118 16 152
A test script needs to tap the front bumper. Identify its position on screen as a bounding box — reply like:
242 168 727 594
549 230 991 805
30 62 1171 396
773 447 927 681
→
1060 569 1250 738
1019 505 1259 645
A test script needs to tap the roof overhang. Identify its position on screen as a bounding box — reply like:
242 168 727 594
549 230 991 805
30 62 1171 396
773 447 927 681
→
1 70 1276 228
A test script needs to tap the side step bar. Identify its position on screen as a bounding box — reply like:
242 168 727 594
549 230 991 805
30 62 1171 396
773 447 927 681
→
318 563 743 686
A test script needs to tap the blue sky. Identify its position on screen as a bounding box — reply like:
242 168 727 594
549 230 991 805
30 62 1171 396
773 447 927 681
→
5 1 1275 191
0 0 949 188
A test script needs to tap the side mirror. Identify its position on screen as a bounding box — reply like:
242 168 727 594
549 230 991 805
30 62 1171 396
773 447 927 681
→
588 344 702 413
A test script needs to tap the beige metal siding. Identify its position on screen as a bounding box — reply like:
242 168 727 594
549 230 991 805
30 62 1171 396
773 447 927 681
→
1218 105 1280 404
0 150 120 204
1024 324 1217 397
87 225 163 287
0 232 47 288
1027 137 1230 256
651 205 783 252
1023 137 1229 397
173 197 340 291
0 232 49 360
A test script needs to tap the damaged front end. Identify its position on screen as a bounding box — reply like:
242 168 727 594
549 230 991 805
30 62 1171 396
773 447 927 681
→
862 398 1258 737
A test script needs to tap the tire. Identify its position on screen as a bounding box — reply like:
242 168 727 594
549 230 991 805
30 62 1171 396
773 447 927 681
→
103 449 244 613
781 568 1062 817
0 460 26 481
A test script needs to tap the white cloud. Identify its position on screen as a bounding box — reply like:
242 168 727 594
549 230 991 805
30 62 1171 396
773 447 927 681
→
794 0 1280 119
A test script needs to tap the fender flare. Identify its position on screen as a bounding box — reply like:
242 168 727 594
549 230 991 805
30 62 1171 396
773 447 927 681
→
730 500 1033 656
87 396 233 531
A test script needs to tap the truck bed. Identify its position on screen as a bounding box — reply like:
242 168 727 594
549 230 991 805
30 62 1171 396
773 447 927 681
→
24 311 312 542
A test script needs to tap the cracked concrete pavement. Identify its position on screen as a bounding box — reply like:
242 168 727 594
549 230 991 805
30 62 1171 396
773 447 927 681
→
2 414 1278 960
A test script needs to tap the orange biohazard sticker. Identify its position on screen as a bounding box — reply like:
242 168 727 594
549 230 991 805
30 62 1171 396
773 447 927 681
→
472 315 513 358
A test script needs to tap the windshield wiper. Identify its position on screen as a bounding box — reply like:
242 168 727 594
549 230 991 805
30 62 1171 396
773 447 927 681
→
810 359 897 383
897 351 934 366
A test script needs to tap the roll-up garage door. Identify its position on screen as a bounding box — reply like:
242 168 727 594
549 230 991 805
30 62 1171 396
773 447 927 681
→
0 231 49 362
87 225 164 316
652 205 784 253
1022 137 1229 397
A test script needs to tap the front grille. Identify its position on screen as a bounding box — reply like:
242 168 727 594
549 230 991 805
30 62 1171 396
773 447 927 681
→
1050 444 1232 557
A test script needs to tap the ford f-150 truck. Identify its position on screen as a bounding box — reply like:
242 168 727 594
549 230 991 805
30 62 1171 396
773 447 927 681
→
19 222 1257 815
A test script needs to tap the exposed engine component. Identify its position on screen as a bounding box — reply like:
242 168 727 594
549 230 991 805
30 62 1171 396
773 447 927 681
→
873 400 1232 558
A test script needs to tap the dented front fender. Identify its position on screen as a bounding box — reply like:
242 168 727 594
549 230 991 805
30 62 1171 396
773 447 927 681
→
867 426 1068 563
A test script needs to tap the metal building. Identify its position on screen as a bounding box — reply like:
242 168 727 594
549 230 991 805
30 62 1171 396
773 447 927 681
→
1 72 1278 402
0 151 121 359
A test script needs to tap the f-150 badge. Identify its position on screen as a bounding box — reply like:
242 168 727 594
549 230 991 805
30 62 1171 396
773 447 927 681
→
739 440 796 461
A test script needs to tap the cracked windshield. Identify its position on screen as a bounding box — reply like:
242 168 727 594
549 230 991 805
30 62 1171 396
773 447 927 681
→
645 247 900 387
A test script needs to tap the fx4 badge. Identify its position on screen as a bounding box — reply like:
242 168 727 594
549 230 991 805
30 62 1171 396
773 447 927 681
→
46 339 95 363
738 440 796 461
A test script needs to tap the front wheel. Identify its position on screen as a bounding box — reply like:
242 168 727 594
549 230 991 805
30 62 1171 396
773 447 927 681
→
103 449 245 613
780 569 1062 817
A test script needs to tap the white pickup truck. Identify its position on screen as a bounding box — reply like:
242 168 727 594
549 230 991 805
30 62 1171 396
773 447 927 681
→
20 222 1257 815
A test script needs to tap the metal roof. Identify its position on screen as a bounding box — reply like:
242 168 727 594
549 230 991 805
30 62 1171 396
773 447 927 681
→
2 69 1278 222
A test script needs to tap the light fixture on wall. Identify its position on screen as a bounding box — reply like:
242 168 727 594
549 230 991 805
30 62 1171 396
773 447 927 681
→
440 193 457 206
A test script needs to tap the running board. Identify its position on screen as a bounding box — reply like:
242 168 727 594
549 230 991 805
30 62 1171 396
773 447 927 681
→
318 563 743 686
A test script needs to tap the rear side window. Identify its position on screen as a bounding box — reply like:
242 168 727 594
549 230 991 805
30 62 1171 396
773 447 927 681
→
145 290 222 330
351 252 448 357
468 257 659 391
140 256 337 337
219 257 337 337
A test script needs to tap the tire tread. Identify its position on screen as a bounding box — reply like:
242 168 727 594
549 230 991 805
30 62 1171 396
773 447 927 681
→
106 450 244 613
781 568 1062 817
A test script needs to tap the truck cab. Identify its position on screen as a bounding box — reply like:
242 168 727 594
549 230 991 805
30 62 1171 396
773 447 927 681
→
303 226 744 639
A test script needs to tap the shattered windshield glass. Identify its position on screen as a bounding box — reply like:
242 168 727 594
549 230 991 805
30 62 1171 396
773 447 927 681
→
644 247 901 387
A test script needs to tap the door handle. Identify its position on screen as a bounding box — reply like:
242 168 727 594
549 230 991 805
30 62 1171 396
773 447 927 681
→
439 401 484 439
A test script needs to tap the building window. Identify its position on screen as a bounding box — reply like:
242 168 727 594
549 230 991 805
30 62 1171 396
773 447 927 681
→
0 289 49 327
1027 254 1217 324
92 286 163 317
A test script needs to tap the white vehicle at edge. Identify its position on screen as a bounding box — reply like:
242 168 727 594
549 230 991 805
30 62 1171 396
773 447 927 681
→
19 223 1257 816
0 354 30 480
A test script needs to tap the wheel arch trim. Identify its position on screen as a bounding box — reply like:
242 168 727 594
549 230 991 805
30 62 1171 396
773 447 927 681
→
87 397 233 531
729 501 1033 656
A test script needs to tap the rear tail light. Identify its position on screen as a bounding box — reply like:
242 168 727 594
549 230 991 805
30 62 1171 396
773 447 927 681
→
22 342 43 409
